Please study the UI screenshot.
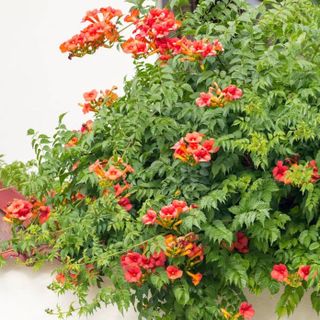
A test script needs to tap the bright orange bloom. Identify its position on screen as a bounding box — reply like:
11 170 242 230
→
39 206 51 224
65 137 79 148
114 183 130 197
83 89 98 102
105 166 123 180
81 120 94 133
273 161 290 183
124 9 140 23
55 273 66 284
239 302 255 320
82 103 95 114
60 7 122 58
171 139 189 162
5 199 33 221
124 164 135 174
298 265 311 281
166 265 183 280
72 192 86 201
186 271 202 286
173 133 218 165
222 85 243 101
89 160 107 179
122 38 148 56
202 139 220 153
185 132 204 144
188 244 204 262
72 161 80 171
271 264 288 282
104 86 119 106
142 209 157 225
196 92 213 107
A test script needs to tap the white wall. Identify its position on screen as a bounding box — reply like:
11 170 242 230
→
0 261 137 320
0 0 135 163
0 261 319 320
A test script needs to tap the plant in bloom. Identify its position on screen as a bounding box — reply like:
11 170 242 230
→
141 200 191 229
120 235 203 286
141 209 157 225
221 302 255 320
4 199 33 221
196 82 243 108
272 160 290 183
4 198 51 225
120 250 166 284
165 233 204 284
154 37 224 63
65 136 79 148
271 264 312 288
89 157 134 211
117 197 133 212
80 87 118 114
124 265 143 283
271 264 289 282
60 7 123 58
38 205 51 225
273 159 320 187
172 132 219 165
55 273 66 284
232 232 249 254
186 271 203 286
81 120 94 133
239 302 255 320
7 1 320 319
298 265 311 281
89 157 133 182
166 265 183 280
61 6 224 64
120 233 203 286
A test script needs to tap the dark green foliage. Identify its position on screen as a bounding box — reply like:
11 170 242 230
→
2 0 320 319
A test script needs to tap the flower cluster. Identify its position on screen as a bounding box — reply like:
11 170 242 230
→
121 233 203 286
271 264 311 287
60 7 122 58
4 198 51 224
120 251 166 283
80 87 118 114
273 159 320 186
230 232 250 254
89 157 134 212
155 37 224 62
122 8 223 62
142 200 192 229
196 83 243 108
65 136 79 148
165 233 203 285
221 302 255 320
61 6 224 63
122 8 181 57
55 264 96 286
81 120 94 133
65 120 94 148
172 132 219 165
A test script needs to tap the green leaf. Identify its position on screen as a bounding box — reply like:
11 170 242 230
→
204 220 233 245
173 285 190 305
311 291 320 315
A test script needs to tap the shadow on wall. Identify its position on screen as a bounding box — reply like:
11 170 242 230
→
0 261 318 320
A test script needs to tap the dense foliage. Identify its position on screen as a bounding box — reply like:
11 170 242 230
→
1 0 320 319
